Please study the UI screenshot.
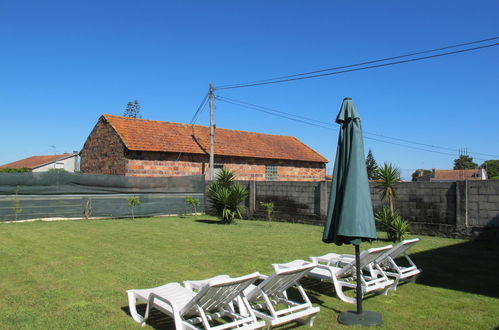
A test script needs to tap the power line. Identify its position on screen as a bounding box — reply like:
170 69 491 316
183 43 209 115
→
189 92 209 124
218 37 499 89
216 42 498 90
215 96 334 130
215 94 495 161
216 95 496 156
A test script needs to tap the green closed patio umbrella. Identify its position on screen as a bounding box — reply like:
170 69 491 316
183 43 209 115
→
323 97 380 326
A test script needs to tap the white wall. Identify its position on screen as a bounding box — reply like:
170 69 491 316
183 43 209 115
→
32 155 78 172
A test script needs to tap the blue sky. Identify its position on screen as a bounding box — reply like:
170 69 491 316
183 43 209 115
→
1 1 498 179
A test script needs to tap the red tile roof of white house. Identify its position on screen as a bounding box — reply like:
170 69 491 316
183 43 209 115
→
433 169 483 181
0 153 76 170
102 114 328 163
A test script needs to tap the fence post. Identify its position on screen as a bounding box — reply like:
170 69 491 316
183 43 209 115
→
248 181 256 217
455 180 468 229
320 180 328 217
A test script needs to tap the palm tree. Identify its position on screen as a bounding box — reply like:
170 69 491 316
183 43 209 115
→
376 162 401 214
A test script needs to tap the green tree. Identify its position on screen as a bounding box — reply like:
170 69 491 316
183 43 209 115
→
365 149 378 180
453 155 477 170
411 169 432 181
207 168 248 224
376 162 401 214
482 160 499 179
185 196 201 214
127 195 141 219
124 100 142 118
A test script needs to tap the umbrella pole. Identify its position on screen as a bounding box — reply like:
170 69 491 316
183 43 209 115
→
337 243 382 326
355 244 363 314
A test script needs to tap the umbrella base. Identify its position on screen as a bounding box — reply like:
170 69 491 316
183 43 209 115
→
338 310 382 326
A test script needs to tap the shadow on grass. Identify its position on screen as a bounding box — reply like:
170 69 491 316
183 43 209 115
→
121 305 176 329
195 219 224 225
410 240 499 298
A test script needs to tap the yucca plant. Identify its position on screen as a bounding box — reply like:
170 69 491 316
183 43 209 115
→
375 206 410 242
376 162 401 214
207 169 248 224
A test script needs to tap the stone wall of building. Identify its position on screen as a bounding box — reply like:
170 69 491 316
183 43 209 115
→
124 152 326 181
80 118 128 175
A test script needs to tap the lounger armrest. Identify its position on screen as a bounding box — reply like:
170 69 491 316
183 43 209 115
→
147 292 179 313
184 275 231 290
313 264 338 277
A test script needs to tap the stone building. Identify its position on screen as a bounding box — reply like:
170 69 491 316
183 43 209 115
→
80 115 328 181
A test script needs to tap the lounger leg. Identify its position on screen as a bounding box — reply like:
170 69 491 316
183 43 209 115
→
332 278 356 304
299 314 316 327
390 276 400 291
409 272 420 283
127 291 146 326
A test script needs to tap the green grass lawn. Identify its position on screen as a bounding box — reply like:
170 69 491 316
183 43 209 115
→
1 216 498 329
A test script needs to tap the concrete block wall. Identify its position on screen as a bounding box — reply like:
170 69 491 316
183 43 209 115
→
236 180 499 240
468 181 499 228
241 181 325 225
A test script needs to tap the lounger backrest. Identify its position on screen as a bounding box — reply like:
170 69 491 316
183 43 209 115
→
251 263 315 299
181 272 260 315
375 238 420 264
337 245 392 277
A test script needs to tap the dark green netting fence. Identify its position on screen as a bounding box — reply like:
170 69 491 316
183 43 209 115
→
0 172 205 221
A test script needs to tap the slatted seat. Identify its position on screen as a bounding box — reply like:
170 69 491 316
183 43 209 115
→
324 239 422 291
275 246 394 304
127 272 265 329
243 262 320 328
308 245 394 304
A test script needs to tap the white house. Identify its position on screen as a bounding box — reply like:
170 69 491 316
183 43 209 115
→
0 153 79 172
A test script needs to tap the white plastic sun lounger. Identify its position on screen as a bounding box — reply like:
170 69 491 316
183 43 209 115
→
126 272 265 329
370 238 422 290
324 239 422 291
274 246 394 304
241 262 320 328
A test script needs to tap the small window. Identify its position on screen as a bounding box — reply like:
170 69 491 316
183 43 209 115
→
55 162 64 169
265 165 278 181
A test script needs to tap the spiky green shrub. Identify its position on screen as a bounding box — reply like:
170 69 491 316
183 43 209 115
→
207 168 248 224
375 206 410 242
376 162 401 214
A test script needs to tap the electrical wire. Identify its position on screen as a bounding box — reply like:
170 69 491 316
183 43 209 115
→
216 42 498 90
189 92 209 124
215 94 494 161
218 37 499 89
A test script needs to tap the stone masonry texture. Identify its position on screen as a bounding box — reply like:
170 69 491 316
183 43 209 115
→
80 117 326 181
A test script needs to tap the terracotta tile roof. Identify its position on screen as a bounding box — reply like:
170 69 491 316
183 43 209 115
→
102 114 328 163
433 169 482 180
0 154 76 169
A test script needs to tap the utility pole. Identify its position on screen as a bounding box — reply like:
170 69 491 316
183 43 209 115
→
209 83 215 180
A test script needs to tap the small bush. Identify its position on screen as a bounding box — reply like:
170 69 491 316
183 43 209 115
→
184 196 200 214
127 196 141 219
259 201 274 223
375 206 410 242
0 167 31 173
